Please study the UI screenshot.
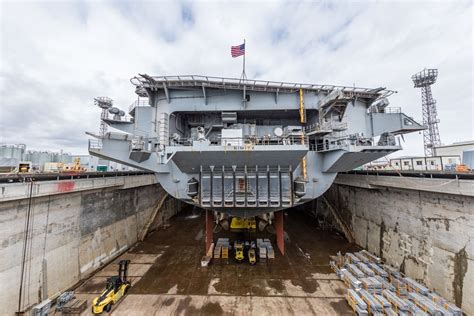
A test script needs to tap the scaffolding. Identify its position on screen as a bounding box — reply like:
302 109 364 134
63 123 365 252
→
94 97 113 146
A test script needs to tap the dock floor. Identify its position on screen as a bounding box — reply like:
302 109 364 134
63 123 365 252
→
71 210 358 315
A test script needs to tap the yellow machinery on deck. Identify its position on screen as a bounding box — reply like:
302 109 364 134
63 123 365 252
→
230 217 256 230
92 260 131 314
62 158 86 173
234 241 245 263
248 248 256 265
455 164 470 172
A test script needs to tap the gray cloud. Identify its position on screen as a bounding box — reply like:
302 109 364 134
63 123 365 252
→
0 0 472 156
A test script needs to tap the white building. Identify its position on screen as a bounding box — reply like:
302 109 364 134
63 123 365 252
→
390 156 461 171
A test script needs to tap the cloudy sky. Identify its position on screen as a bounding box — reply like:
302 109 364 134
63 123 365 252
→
1 0 472 156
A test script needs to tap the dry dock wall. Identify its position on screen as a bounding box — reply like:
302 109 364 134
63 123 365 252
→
323 173 474 314
0 174 181 316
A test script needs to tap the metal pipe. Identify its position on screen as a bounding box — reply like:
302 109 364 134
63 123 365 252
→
18 178 34 313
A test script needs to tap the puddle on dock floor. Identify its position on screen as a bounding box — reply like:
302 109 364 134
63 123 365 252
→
74 209 359 315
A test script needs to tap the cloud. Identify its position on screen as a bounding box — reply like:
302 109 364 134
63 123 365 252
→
0 0 472 156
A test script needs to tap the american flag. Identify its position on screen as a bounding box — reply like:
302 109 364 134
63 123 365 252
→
231 43 245 58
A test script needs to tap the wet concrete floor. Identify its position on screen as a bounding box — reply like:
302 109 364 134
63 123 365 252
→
72 209 359 315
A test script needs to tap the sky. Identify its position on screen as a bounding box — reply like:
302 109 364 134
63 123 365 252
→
0 0 473 156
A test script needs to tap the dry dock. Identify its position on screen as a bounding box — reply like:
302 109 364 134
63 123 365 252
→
72 209 358 315
1 171 473 315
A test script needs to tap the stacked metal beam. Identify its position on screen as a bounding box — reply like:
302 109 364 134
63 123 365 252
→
347 264 365 278
360 249 382 264
368 263 388 278
390 278 408 296
346 253 361 264
382 290 409 313
215 238 229 263
360 277 382 294
263 239 275 259
331 250 463 316
374 294 391 308
354 252 370 263
213 245 221 259
384 265 402 280
408 292 450 316
383 308 399 316
341 269 362 289
357 262 375 276
346 289 368 315
405 300 429 316
427 293 462 316
359 289 384 314
374 276 395 292
404 277 429 295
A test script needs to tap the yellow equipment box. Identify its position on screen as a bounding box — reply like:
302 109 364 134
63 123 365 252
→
230 217 256 230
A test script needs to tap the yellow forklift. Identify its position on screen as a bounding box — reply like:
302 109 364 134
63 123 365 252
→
248 248 257 265
92 260 131 314
234 241 245 263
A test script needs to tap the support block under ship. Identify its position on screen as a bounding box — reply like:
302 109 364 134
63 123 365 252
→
88 75 423 218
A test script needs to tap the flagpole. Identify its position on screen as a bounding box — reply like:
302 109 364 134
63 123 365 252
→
242 39 246 105
242 39 246 79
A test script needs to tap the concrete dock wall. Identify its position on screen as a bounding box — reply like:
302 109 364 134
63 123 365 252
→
0 174 181 315
323 173 474 314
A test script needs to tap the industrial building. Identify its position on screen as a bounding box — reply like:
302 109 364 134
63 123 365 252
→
0 144 27 173
0 144 134 173
435 140 474 168
384 140 474 172
389 155 461 171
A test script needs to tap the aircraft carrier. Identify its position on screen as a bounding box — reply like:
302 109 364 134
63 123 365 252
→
88 74 423 218
2 74 471 314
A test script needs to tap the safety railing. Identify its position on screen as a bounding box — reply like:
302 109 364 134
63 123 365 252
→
368 107 401 114
377 136 400 147
310 135 400 152
88 139 102 150
311 137 374 152
128 99 149 114
131 74 396 98
310 139 351 152
169 135 309 147
305 121 348 134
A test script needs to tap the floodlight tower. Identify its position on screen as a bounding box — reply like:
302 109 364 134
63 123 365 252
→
94 97 113 140
412 69 441 156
